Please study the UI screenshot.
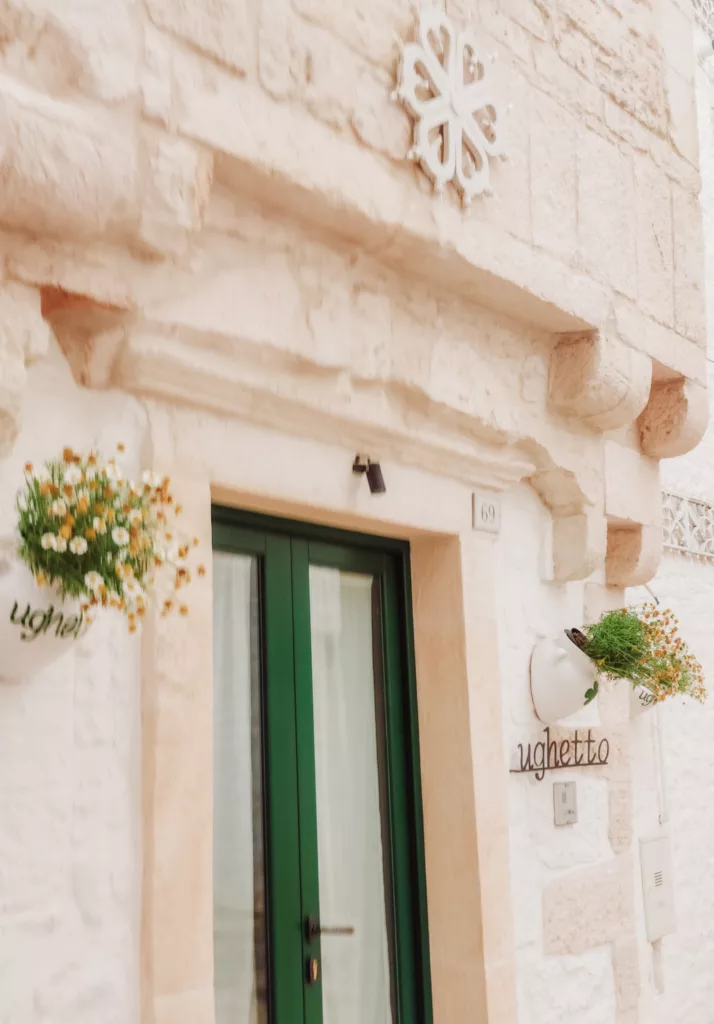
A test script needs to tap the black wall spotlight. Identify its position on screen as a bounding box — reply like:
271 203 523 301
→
352 455 386 495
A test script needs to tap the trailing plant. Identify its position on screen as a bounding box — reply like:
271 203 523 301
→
578 604 706 707
16 445 204 632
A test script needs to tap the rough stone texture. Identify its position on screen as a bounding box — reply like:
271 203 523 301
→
608 782 633 854
549 331 652 431
639 378 710 458
0 75 138 240
543 856 636 955
0 0 139 102
612 936 640 1014
607 524 663 587
139 133 214 256
145 0 253 74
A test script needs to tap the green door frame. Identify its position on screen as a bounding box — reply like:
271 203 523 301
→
212 506 433 1024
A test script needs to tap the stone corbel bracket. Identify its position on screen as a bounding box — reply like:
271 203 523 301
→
547 328 705 587
549 329 652 432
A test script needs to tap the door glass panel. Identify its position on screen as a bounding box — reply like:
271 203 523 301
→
309 566 396 1024
213 551 269 1024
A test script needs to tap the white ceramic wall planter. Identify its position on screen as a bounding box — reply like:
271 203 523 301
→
0 555 88 681
530 632 598 725
630 685 657 717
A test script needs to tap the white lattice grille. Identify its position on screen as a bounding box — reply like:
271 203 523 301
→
694 0 714 36
662 491 714 561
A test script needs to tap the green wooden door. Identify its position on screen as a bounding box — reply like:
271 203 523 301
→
212 509 432 1024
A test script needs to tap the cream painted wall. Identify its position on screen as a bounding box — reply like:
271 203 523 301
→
0 347 144 1024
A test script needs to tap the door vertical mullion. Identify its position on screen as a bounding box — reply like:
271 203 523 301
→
290 539 324 1024
263 535 305 1024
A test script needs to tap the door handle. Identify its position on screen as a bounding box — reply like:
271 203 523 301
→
305 916 355 941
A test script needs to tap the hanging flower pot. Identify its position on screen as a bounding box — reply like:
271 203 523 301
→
630 685 657 717
4 446 205 681
532 605 706 724
530 630 599 724
0 555 87 681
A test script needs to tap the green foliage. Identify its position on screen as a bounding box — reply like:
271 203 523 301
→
579 604 706 706
581 609 650 685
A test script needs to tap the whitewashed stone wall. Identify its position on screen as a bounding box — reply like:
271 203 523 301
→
0 347 145 1024
0 1 711 1023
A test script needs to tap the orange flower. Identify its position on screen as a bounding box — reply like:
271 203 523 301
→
85 528 97 541
63 485 74 499
179 605 188 616
40 483 52 497
59 524 72 540
24 462 33 473
106 508 115 522
197 565 206 577
117 442 125 452
62 447 76 463
77 496 89 514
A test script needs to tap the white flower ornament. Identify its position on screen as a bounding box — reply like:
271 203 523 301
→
396 7 506 206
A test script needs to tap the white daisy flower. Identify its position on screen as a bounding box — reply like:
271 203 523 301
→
41 533 57 550
50 499 67 517
123 578 143 599
55 535 68 553
84 571 103 591
128 509 143 526
93 517 107 535
69 537 88 555
142 470 161 488
105 462 123 482
37 467 51 483
112 527 130 547
85 467 97 481
64 465 83 486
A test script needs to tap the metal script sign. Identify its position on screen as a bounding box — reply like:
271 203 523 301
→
511 727 609 782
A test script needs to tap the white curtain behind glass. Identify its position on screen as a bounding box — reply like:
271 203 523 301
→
213 551 264 1024
310 566 394 1024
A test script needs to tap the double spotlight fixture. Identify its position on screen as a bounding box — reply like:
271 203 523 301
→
352 454 386 495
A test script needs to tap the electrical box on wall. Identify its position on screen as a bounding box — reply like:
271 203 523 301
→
640 834 676 942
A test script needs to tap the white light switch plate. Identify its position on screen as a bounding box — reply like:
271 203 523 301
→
553 782 578 826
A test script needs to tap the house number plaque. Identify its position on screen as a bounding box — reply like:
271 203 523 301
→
511 727 610 782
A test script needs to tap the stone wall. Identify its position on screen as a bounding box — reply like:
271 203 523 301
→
0 2 711 1024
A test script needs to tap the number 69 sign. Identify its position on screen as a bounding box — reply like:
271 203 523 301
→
472 493 501 534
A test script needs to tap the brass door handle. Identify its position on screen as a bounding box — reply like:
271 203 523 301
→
305 916 355 941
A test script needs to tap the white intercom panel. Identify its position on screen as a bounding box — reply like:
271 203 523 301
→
640 834 676 942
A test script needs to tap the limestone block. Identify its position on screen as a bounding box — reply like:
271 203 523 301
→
142 475 214 1015
634 157 674 328
638 378 708 458
578 131 637 298
606 524 662 587
530 89 577 260
139 134 214 257
553 511 607 582
614 298 706 385
609 782 633 854
657 0 695 81
543 856 635 955
142 24 173 126
0 0 138 103
292 0 412 71
604 442 660 528
612 936 640 1013
532 39 603 121
672 185 707 347
549 331 652 432
597 46 667 135
665 64 699 167
145 0 252 73
0 75 138 241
